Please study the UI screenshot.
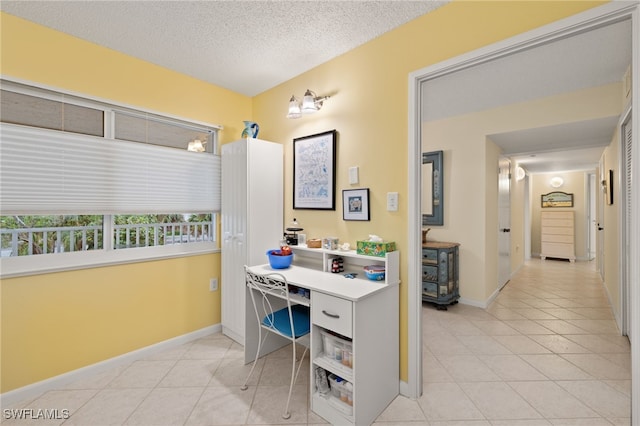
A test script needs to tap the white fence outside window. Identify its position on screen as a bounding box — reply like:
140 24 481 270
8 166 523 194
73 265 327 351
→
1 220 214 257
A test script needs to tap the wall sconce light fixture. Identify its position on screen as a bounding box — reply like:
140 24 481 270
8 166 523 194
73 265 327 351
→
550 176 564 188
516 166 526 181
187 138 206 152
287 89 330 119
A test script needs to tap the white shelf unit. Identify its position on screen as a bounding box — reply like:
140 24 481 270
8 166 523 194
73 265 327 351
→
290 245 399 285
291 246 399 425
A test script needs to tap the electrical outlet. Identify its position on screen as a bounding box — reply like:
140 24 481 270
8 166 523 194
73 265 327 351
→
209 278 218 291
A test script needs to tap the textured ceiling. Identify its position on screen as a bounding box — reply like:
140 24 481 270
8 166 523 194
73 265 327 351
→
1 2 633 174
0 0 449 96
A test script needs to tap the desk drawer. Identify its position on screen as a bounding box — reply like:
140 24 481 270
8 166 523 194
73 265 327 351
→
312 292 353 338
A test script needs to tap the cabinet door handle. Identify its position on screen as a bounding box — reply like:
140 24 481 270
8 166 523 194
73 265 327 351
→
322 310 340 319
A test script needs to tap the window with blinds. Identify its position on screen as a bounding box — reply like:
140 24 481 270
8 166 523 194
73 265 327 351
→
0 89 104 137
0 79 222 259
114 111 214 153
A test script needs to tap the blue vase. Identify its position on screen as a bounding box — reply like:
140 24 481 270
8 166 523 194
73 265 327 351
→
241 121 259 139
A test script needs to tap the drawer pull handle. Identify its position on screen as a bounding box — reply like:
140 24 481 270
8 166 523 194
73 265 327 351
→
322 310 340 319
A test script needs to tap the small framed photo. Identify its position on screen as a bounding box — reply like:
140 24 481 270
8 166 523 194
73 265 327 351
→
342 188 370 221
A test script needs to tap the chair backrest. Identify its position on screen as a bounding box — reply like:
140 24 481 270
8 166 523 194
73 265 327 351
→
245 267 290 303
244 266 305 339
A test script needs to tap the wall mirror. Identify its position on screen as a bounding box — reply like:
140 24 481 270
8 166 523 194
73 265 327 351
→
422 150 443 226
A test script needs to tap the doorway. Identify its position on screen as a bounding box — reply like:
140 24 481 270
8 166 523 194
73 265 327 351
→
621 108 633 338
407 2 639 419
498 157 511 290
588 173 597 260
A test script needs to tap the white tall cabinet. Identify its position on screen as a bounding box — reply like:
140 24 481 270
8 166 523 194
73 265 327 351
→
221 138 283 344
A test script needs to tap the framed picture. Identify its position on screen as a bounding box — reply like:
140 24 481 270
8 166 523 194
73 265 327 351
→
293 130 337 210
607 169 614 205
541 191 573 208
422 150 443 226
343 188 370 221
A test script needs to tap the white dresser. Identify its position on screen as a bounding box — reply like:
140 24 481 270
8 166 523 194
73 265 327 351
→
540 211 575 262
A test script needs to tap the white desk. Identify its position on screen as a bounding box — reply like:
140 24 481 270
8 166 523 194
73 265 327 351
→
247 264 390 301
245 250 399 425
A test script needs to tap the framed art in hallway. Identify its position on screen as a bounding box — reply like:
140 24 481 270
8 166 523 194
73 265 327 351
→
607 169 614 205
541 191 573 208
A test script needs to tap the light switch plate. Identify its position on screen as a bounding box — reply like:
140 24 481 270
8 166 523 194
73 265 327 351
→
348 166 359 184
387 192 398 211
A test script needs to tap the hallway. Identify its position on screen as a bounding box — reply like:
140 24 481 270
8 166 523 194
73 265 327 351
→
2 259 631 425
415 258 631 425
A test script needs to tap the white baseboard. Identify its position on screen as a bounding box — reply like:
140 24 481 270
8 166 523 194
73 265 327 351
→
0 324 221 408
486 288 500 307
399 380 412 398
222 326 244 346
458 297 487 309
602 280 623 334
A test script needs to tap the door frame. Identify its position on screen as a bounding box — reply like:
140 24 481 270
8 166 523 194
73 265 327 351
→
406 4 639 420
620 105 633 337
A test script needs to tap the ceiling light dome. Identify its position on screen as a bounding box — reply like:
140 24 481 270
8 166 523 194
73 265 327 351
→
550 176 564 188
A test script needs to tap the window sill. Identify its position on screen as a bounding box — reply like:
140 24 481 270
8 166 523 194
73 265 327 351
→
0 242 220 279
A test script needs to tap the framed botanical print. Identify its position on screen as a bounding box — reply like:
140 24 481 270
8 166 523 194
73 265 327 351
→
293 130 337 210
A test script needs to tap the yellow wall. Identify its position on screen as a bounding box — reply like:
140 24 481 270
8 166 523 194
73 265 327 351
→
253 1 607 379
0 1 607 392
2 256 217 391
0 13 251 392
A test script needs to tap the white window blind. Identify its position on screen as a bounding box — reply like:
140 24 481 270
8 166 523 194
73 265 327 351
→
0 123 221 215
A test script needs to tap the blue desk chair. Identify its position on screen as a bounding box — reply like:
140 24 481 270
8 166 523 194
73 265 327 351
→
241 266 310 419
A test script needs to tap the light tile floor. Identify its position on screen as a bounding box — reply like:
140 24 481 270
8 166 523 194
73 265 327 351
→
3 259 631 425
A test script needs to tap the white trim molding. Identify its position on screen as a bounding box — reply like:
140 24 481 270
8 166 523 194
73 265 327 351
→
407 6 639 421
0 324 221 408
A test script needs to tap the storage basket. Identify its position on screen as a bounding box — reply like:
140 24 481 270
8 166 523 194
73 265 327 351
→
321 329 353 368
328 373 353 407
307 238 322 248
